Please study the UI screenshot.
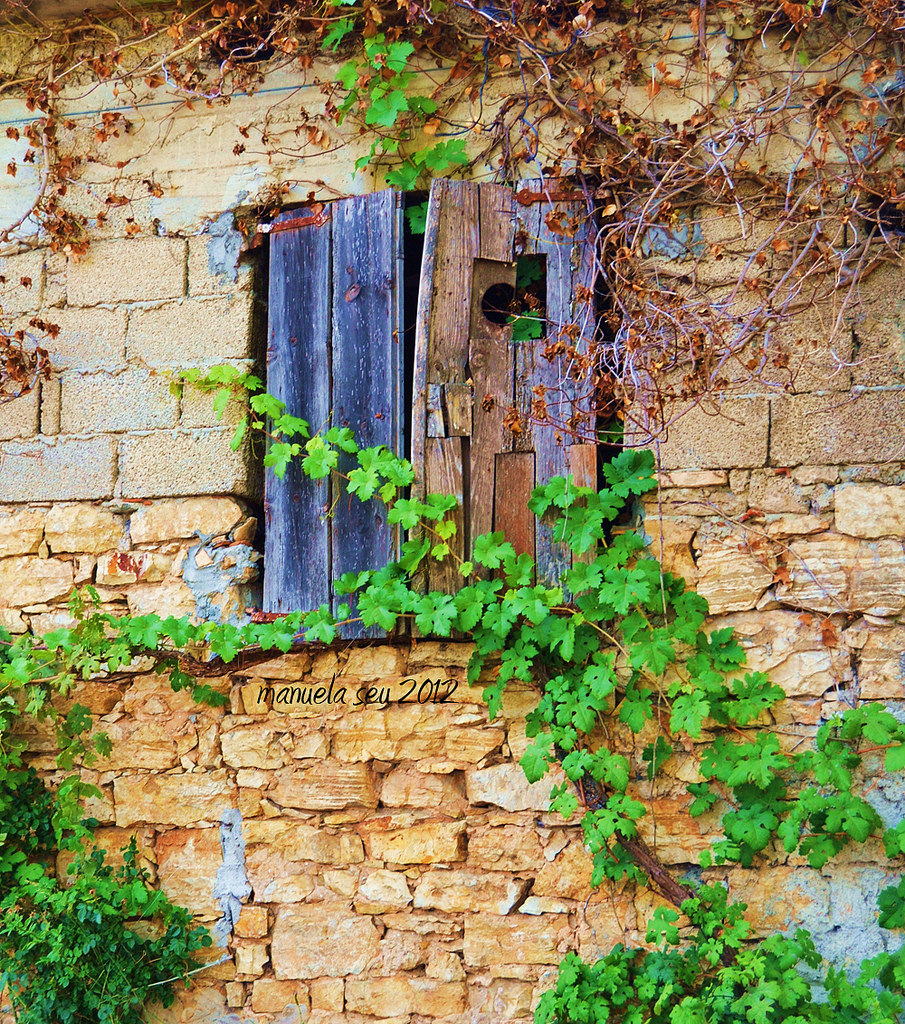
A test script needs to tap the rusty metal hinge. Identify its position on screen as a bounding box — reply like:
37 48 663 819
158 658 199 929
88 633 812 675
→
514 187 588 206
266 206 332 233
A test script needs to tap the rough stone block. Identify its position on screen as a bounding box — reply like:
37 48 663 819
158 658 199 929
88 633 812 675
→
365 820 466 864
113 770 238 826
20 306 128 370
96 550 171 585
0 508 43 556
309 978 344 1012
468 979 533 1018
693 531 775 613
0 554 73 605
846 620 905 699
266 763 377 810
0 387 39 440
156 828 222 917
776 534 905 617
355 869 413 913
835 484 905 538
332 706 452 762
180 380 249 428
251 979 308 1014
709 610 851 698
243 819 364 865
0 435 117 501
129 496 245 543
467 826 544 873
245 848 315 904
770 390 905 465
66 237 186 305
127 294 253 367
345 977 467 1017
98 718 188 770
271 907 380 979
45 503 123 553
413 869 529 914
118 429 255 498
60 370 178 433
125 577 197 618
465 763 562 812
235 941 269 978
627 397 769 470
379 769 468 812
463 915 565 967
235 905 268 939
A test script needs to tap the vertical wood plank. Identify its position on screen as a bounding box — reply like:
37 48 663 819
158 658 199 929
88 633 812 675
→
568 443 598 579
425 436 466 594
516 180 597 585
331 190 403 636
493 452 536 565
264 208 332 614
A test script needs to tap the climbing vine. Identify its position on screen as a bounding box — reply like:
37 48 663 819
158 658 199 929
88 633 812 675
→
3 368 905 1019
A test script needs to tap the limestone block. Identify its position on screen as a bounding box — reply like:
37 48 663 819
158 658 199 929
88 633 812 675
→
407 640 475 668
355 870 413 913
0 435 117 501
267 763 377 810
465 763 563 812
121 672 210 716
848 621 905 698
345 977 467 1017
643 518 698 584
235 905 268 938
836 484 905 538
708 610 851 698
245 848 316 903
118 429 255 499
634 796 719 865
0 387 38 441
379 769 468 812
413 869 529 914
96 550 171 585
27 306 127 370
309 978 345 1011
467 826 545 872
156 828 222 917
627 397 769 470
113 770 238 826
234 941 269 978
66 237 186 305
531 842 593 899
221 724 291 769
45 504 123 553
251 979 308 1014
766 514 829 539
332 706 453 762
98 718 191 770
575 898 639 959
0 607 26 631
444 725 505 762
771 390 905 465
125 578 197 618
342 645 403 678
129 496 244 543
365 820 466 864
127 294 253 367
777 534 905 616
463 915 565 967
0 555 73 605
693 532 775 614
180 382 249 429
427 950 466 981
0 508 43 556
271 906 380 979
469 978 533 1019
243 820 364 864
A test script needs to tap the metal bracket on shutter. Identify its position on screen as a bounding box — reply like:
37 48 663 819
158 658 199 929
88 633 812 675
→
514 187 586 206
267 207 332 233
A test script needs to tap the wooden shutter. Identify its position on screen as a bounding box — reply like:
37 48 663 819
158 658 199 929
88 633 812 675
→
265 191 405 633
412 179 596 591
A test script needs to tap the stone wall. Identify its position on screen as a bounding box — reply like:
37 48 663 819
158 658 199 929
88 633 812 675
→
16 626 899 1024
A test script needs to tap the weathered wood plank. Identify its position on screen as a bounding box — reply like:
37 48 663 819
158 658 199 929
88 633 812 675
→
425 436 466 594
443 383 472 436
469 257 516 542
493 452 536 566
331 191 404 636
264 207 332 615
568 443 598 575
427 383 445 437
